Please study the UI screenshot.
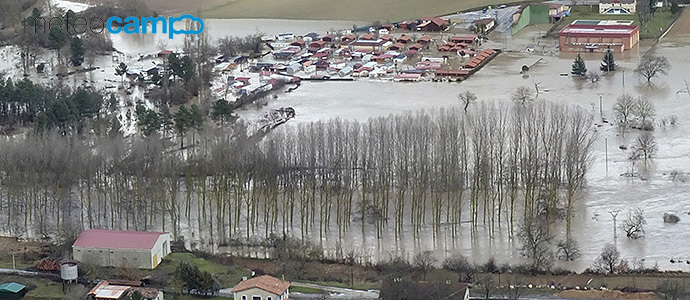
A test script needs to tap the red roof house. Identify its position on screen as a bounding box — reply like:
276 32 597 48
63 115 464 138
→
232 275 291 300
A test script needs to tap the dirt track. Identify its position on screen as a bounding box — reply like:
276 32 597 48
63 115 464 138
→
665 8 690 38
556 290 657 300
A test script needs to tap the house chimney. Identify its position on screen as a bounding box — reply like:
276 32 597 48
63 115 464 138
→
282 275 285 281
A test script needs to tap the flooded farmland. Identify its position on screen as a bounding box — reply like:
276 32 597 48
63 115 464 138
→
1 17 690 273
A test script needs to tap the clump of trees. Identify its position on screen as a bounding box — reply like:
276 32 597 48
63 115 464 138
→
172 260 221 296
0 99 595 264
613 94 656 135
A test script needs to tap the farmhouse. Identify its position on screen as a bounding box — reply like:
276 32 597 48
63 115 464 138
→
73 230 172 269
231 275 291 300
559 20 639 53
599 0 636 14
417 17 450 31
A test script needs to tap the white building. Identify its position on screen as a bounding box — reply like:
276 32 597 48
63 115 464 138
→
232 275 290 300
73 230 171 269
599 0 636 14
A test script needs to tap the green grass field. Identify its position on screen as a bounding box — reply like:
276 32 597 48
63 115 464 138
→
556 6 677 39
201 0 525 22
157 253 250 287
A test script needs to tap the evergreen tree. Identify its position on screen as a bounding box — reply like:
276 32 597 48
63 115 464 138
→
70 37 85 66
159 106 174 135
49 26 67 63
210 99 235 125
601 48 616 72
115 62 128 85
571 54 587 76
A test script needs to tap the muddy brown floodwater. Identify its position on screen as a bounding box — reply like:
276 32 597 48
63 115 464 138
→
1 18 689 272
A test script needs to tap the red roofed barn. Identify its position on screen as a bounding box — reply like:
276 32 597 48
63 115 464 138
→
73 230 172 269
232 275 291 300
559 21 639 53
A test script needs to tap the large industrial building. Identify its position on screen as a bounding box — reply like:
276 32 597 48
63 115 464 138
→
558 20 639 53
73 229 172 269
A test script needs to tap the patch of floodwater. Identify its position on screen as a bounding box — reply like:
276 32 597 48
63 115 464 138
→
50 0 90 13
110 19 363 56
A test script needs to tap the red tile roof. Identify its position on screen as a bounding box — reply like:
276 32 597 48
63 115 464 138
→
73 230 167 250
231 275 290 295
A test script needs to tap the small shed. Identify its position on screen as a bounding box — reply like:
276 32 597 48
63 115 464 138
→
0 282 27 300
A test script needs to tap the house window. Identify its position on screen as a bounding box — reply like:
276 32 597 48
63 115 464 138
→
241 296 247 300
252 296 261 300
267 297 272 300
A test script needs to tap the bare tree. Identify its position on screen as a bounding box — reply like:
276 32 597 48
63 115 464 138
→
458 91 478 112
517 216 553 271
621 207 646 239
511 86 534 105
556 239 581 261
634 132 657 161
595 243 620 274
478 275 496 300
634 97 656 127
413 251 437 281
613 94 635 124
657 279 687 300
443 254 476 283
503 275 525 300
634 55 670 83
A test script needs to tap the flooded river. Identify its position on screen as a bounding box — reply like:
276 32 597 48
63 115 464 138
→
1 18 690 272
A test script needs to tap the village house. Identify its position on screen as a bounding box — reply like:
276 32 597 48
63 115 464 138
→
472 18 496 33
417 17 450 31
72 230 171 269
348 39 392 52
231 275 290 300
88 281 163 300
397 35 412 44
599 0 636 14
450 34 478 45
548 3 571 22
417 36 432 44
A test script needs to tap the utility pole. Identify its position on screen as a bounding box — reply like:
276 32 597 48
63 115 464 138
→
605 136 609 177
597 93 604 121
609 210 621 245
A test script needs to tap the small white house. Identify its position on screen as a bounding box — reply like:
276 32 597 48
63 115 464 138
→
232 275 290 300
378 28 390 35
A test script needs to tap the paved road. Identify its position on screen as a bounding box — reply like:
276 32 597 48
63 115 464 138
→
444 6 519 33
291 282 379 299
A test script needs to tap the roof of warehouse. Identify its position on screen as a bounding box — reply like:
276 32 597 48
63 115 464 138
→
73 229 168 250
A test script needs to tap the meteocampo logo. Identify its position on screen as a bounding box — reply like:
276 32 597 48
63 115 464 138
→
24 14 204 39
